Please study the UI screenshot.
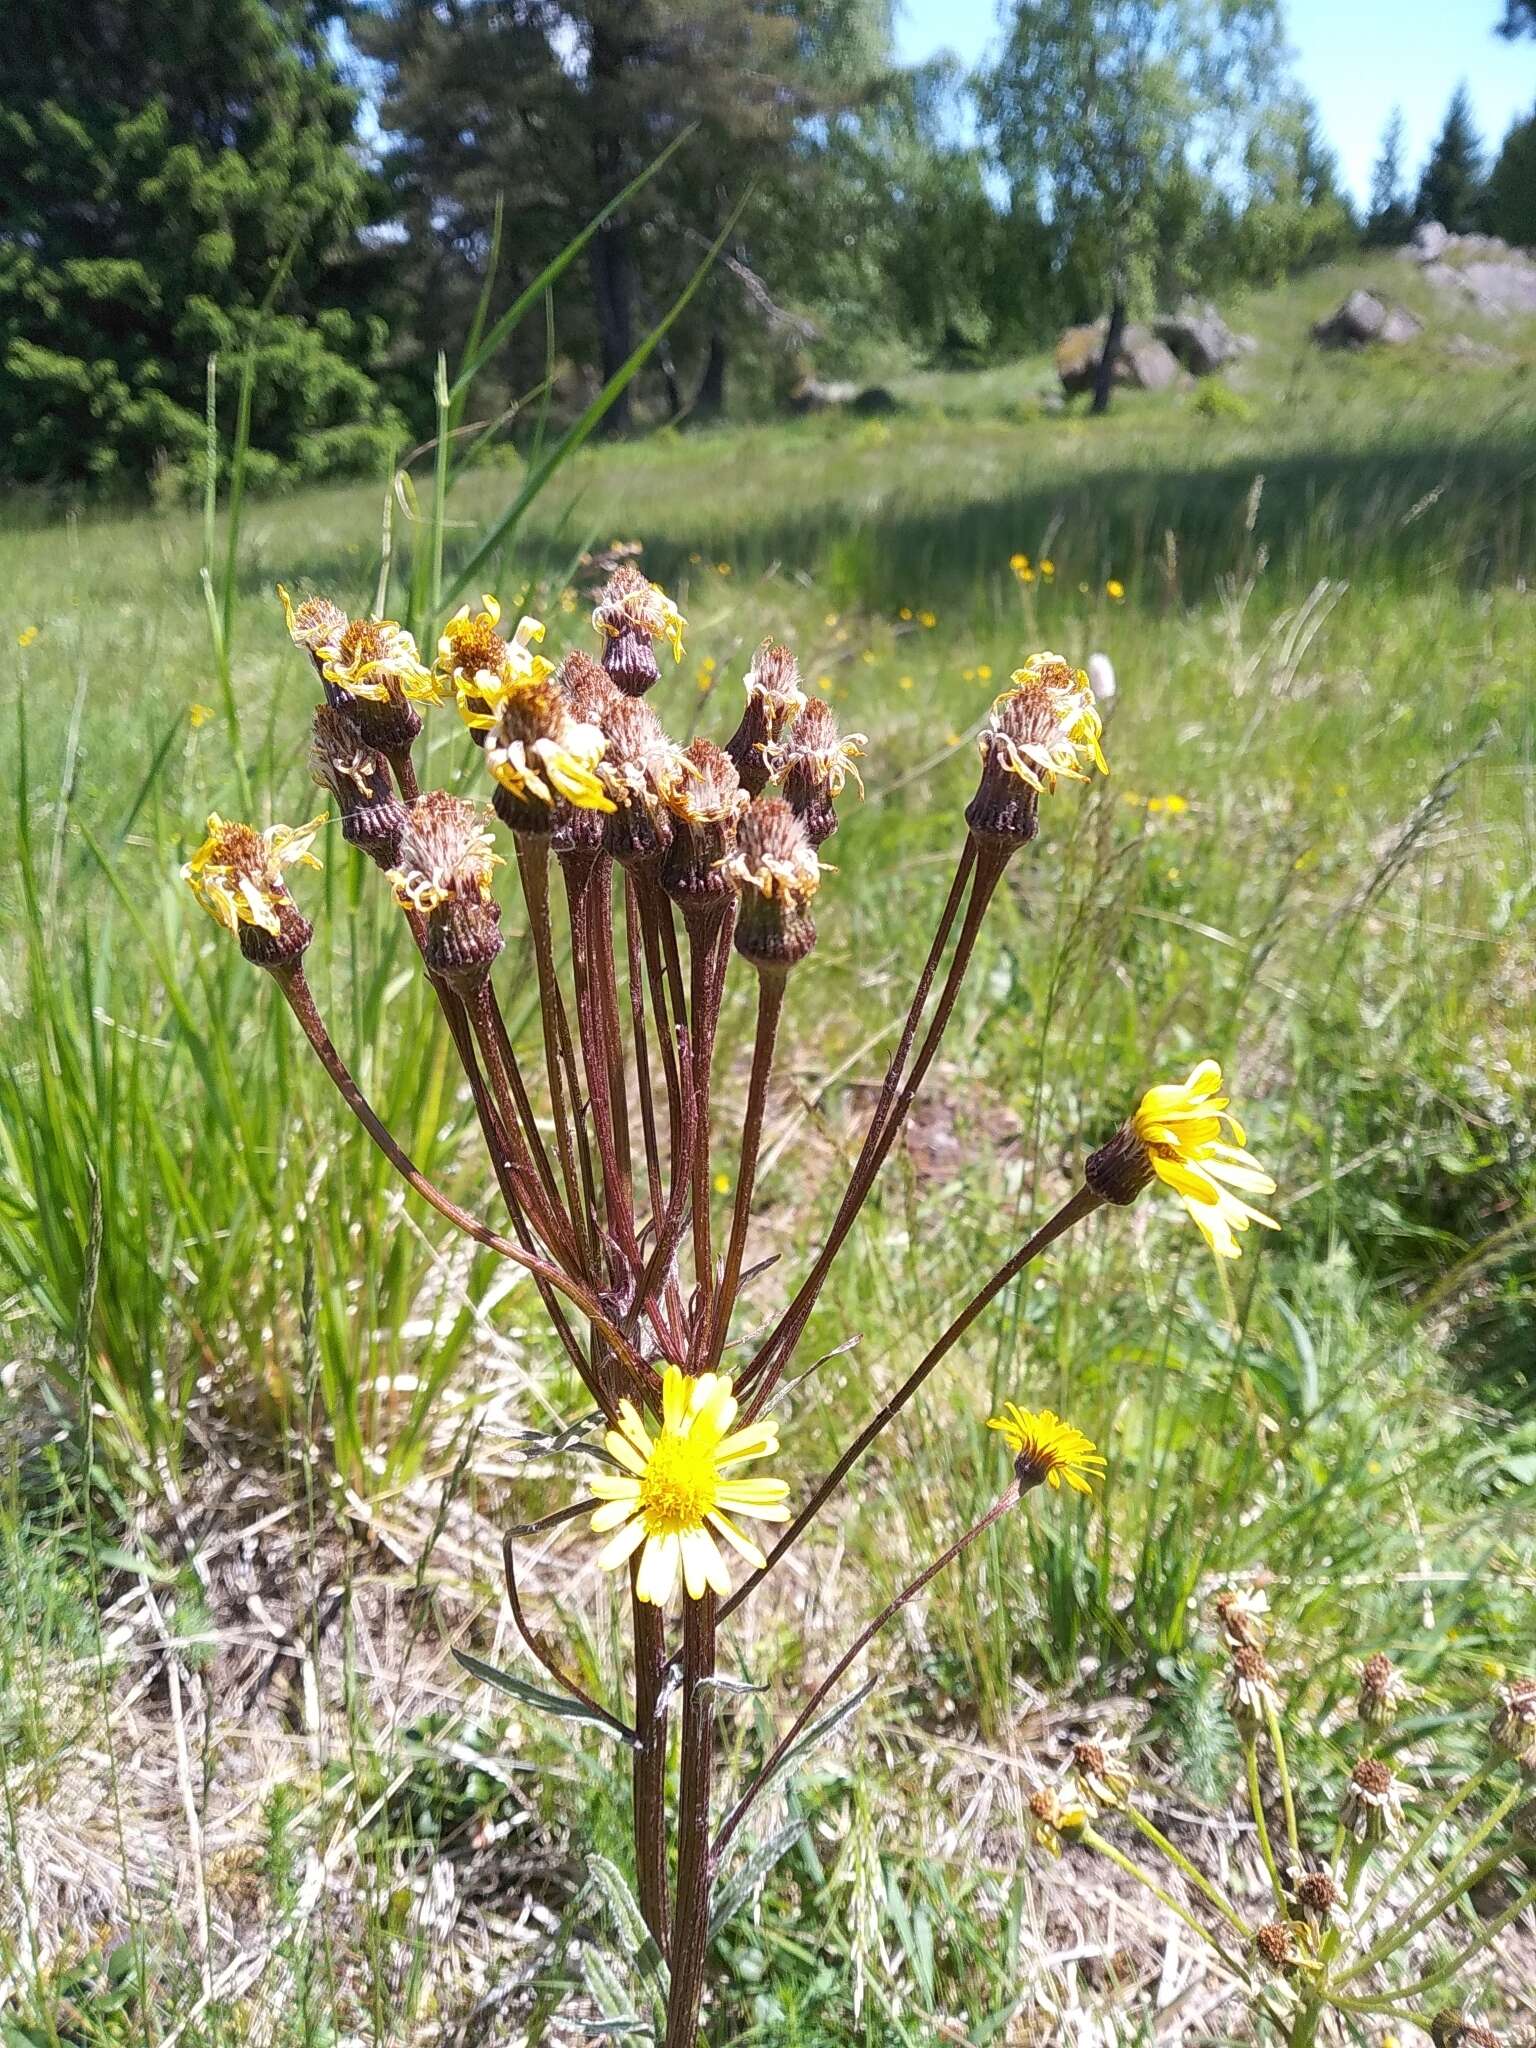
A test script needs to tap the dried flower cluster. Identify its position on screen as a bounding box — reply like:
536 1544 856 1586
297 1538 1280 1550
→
181 562 1295 2046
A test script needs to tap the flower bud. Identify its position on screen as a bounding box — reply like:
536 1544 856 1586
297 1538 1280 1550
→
721 797 820 974
389 792 504 993
658 739 747 923
1224 1642 1282 1733
592 564 685 696
1340 1757 1403 1845
1358 1652 1409 1732
309 704 408 868
762 698 866 848
181 813 325 972
600 697 679 869
724 640 806 797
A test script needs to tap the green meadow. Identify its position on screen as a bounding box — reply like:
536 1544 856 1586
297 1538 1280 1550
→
2 251 1534 2043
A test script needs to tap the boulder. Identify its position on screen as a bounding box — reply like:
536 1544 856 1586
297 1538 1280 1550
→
1312 290 1421 349
1405 220 1450 262
1055 322 1180 395
1154 304 1244 375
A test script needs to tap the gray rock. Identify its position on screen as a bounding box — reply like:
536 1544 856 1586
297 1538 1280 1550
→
1055 321 1180 394
1407 221 1450 261
1312 289 1421 349
1154 305 1244 375
1457 260 1536 316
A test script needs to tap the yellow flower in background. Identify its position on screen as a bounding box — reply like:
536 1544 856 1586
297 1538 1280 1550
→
988 1405 1105 1495
716 561 733 577
1133 1060 1279 1260
589 1367 790 1603
1019 566 1036 584
1040 560 1056 579
182 813 326 936
17 625 40 648
962 666 976 682
189 702 214 729
977 664 992 681
1106 579 1126 601
918 609 937 628
1009 552 1029 571
713 1171 732 1195
898 674 914 690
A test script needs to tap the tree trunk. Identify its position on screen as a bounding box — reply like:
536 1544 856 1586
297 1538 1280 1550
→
693 330 726 420
1091 292 1127 416
588 19 635 438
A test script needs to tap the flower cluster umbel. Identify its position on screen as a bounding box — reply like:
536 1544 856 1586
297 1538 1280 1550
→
183 569 1281 2047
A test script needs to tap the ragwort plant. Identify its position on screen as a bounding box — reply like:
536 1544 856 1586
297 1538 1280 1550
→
1034 1593 1536 2045
181 564 1291 2043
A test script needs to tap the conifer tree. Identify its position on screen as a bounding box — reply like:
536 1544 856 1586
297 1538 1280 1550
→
1485 106 1536 244
1415 84 1487 233
0 0 401 492
1365 108 1413 246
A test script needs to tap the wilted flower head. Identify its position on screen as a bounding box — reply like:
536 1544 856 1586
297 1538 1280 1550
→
1213 1585 1270 1650
1341 1757 1403 1844
600 696 680 868
966 657 1107 850
278 585 348 668
1085 1059 1279 1261
181 812 324 969
1292 1869 1344 1929
1431 2012 1502 2048
1224 1642 1282 1732
309 704 408 868
389 792 503 990
762 698 867 848
484 676 614 835
987 1405 1105 1496
722 797 822 972
592 564 685 694
557 648 624 730
1358 1652 1410 1732
1253 1922 1300 1974
1027 1786 1088 1859
659 738 747 922
316 613 438 752
1068 1739 1133 1809
725 640 806 796
437 595 552 733
1490 1676 1536 1770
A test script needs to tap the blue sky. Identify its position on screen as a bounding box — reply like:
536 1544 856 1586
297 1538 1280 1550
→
894 0 1536 205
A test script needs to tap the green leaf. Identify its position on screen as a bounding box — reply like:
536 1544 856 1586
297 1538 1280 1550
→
586 1854 670 2002
709 1818 808 1938
453 1649 637 1744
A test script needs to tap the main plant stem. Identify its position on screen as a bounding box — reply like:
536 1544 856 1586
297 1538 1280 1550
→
664 1592 716 2048
631 1589 671 1955
705 968 785 1373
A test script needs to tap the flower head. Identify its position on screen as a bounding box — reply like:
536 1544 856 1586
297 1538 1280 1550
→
389 792 503 989
965 655 1107 850
437 595 553 731
592 564 686 695
1068 1738 1134 1809
1341 1757 1403 1844
762 699 867 848
1292 1869 1344 1930
588 1366 790 1604
987 1405 1105 1496
1213 1585 1270 1650
1224 1642 1282 1732
316 613 438 752
278 585 348 664
484 677 614 825
658 739 747 921
1490 1676 1536 1770
309 704 408 868
599 696 683 868
722 796 822 972
1254 1922 1300 1975
725 640 807 796
1086 1059 1279 1260
181 812 324 968
1358 1652 1410 1732
1027 1786 1088 1859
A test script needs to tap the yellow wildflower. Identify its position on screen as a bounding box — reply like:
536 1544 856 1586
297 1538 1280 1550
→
988 1405 1105 1495
181 813 325 936
1132 1060 1279 1260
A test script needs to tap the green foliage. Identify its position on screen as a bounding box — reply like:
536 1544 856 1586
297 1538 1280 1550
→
0 0 402 493
1484 104 1536 245
1366 106 1414 246
1415 83 1488 233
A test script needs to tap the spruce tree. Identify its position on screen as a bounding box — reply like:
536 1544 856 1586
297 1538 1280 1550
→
1415 84 1487 233
0 0 401 492
1485 107 1536 245
1365 107 1412 245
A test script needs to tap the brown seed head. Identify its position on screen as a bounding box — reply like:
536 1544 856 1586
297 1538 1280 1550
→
763 698 867 848
592 564 685 696
1213 1587 1270 1649
1491 1676 1536 1770
309 705 407 868
1068 1737 1133 1807
389 793 503 991
1254 1921 1297 1972
658 740 746 920
1341 1756 1402 1844
1224 1641 1282 1731
1358 1651 1408 1730
1293 1870 1342 1922
722 797 822 972
600 697 679 867
280 586 348 664
725 640 807 796
558 649 623 730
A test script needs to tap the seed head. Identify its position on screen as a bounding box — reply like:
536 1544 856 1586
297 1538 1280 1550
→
1224 1642 1282 1732
1213 1586 1270 1651
600 697 680 868
1026 1786 1087 1860
658 740 747 921
1490 1676 1536 1770
762 699 867 848
1254 1921 1299 1973
725 640 807 796
309 705 408 868
592 564 685 695
1293 1869 1343 1927
721 797 821 973
181 812 324 970
965 657 1107 851
389 792 503 991
1431 2013 1502 2048
484 677 614 838
1340 1757 1403 1845
1358 1652 1410 1732
436 595 552 735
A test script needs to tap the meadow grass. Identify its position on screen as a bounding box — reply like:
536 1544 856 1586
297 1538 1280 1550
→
2 252 1535 2042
